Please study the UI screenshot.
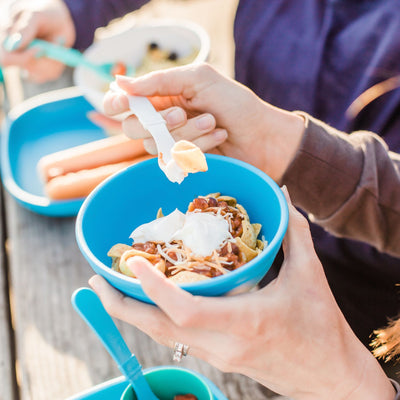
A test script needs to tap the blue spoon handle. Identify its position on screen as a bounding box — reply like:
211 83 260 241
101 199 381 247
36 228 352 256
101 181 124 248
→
71 288 159 400
28 39 112 81
29 39 85 67
72 288 132 364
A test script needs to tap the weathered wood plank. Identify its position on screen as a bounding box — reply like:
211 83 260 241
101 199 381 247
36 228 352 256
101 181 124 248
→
4 198 112 399
0 191 15 400
0 75 16 400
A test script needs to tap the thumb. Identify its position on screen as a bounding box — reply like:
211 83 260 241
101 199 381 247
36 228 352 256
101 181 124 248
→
126 255 166 281
278 187 338 308
280 186 319 272
116 64 203 98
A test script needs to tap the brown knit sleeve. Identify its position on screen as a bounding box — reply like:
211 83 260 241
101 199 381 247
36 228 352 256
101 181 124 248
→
281 112 400 257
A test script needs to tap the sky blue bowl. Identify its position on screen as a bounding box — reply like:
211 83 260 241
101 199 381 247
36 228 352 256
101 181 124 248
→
76 154 288 303
0 89 106 217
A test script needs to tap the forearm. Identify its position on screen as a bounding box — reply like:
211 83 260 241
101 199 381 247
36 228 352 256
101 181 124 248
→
280 112 400 257
63 0 149 49
256 101 305 182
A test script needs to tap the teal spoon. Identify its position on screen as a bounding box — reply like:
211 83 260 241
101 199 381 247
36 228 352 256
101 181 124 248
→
71 287 159 400
3 35 133 81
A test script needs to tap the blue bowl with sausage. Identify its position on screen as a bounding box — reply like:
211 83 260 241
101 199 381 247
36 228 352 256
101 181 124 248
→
76 154 288 303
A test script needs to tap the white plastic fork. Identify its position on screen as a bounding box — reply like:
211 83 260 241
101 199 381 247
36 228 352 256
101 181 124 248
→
110 82 186 183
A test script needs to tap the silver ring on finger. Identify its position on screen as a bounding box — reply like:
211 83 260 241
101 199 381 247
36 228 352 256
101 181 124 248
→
173 342 189 362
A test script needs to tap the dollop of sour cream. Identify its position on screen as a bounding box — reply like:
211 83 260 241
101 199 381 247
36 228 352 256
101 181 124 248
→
130 209 186 243
173 212 230 256
129 209 231 257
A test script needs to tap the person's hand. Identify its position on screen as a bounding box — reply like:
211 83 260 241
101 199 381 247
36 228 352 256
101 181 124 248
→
0 0 76 83
89 188 394 400
88 106 219 149
103 64 305 182
86 111 124 137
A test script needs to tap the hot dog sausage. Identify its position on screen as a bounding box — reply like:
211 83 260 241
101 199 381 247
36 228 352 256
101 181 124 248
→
38 135 147 182
45 155 153 200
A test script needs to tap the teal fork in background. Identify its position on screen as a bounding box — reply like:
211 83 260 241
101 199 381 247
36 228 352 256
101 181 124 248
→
0 66 6 114
3 35 134 81
71 288 159 400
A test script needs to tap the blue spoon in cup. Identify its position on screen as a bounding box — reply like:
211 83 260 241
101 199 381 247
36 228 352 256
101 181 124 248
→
71 287 159 400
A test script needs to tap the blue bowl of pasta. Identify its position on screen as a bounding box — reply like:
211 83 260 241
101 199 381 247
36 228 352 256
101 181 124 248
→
76 154 288 303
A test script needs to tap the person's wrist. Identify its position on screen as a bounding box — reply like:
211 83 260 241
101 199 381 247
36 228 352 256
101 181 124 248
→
341 357 395 400
320 348 395 400
259 103 305 182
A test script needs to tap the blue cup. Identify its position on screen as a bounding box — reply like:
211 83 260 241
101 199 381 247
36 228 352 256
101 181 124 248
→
120 366 213 400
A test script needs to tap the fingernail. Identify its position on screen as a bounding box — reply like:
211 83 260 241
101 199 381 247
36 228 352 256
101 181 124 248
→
143 138 157 155
195 114 215 130
281 185 292 205
213 129 227 141
116 74 134 83
111 94 125 110
126 257 143 276
3 33 22 52
165 108 185 126
88 275 99 289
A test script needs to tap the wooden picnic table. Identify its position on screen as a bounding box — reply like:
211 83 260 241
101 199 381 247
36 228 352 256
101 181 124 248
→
0 1 289 399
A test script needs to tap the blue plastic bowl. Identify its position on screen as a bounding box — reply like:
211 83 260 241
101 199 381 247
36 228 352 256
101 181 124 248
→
0 89 106 217
76 154 288 303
